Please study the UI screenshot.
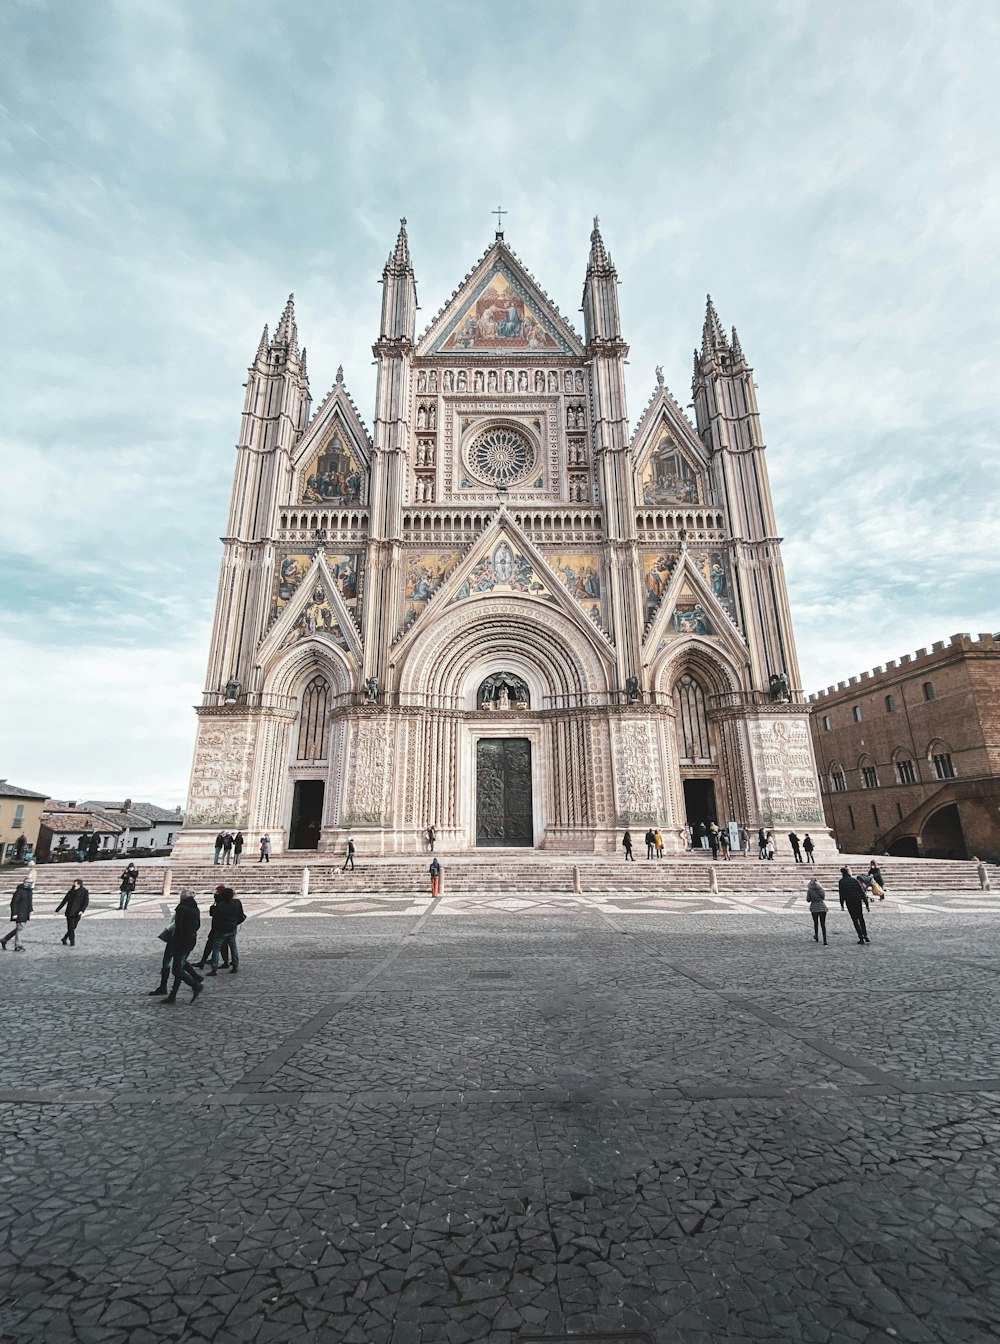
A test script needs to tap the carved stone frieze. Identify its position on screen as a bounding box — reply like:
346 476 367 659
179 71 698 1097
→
185 715 257 828
611 718 663 823
344 716 395 825
747 715 824 825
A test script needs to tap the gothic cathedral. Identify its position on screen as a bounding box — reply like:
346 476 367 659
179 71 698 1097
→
175 220 826 858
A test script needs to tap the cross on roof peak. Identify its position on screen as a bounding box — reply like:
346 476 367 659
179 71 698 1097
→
492 204 507 239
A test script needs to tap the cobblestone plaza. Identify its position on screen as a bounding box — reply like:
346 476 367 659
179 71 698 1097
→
2 884 999 1342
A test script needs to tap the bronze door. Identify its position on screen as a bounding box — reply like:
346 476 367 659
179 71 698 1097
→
476 738 533 847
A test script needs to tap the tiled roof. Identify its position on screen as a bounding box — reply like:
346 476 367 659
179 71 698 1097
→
40 812 122 835
0 780 49 800
83 800 183 823
85 807 152 832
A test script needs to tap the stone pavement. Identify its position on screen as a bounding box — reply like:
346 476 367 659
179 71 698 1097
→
1 888 999 1343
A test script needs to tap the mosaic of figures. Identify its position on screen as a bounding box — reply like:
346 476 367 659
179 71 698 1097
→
403 551 460 628
280 583 350 653
301 431 365 505
545 551 605 629
455 540 556 603
272 551 362 623
639 432 701 505
415 368 586 395
642 550 730 629
436 269 564 353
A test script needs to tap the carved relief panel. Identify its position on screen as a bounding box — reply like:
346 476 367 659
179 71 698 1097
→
185 715 257 828
611 718 664 823
747 716 824 825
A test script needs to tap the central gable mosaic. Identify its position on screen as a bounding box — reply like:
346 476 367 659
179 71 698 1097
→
639 432 701 505
301 430 365 505
432 266 573 355
454 539 557 604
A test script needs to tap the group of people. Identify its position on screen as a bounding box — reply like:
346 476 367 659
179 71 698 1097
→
805 860 887 945
2 875 93 950
213 831 245 865
149 884 246 1002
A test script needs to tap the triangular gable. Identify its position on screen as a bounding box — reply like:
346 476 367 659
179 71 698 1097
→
417 244 583 358
631 386 709 508
258 552 362 664
291 377 372 508
390 511 614 665
644 552 745 663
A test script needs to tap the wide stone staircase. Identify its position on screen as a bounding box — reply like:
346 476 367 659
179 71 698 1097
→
18 851 998 902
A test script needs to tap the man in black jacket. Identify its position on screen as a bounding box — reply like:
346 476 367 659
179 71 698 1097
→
164 889 204 1003
207 887 245 975
56 879 89 946
1 881 33 951
838 867 871 944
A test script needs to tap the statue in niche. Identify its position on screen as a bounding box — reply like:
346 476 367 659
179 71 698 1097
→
564 371 573 392
428 404 436 429
443 370 454 392
575 371 584 392
768 672 791 703
625 675 641 704
518 371 529 392
548 371 558 392
223 678 241 704
457 370 468 391
478 671 530 711
504 370 514 392
417 370 427 393
364 676 379 703
417 405 427 429
488 370 498 392
474 370 484 392
429 370 438 392
534 370 545 392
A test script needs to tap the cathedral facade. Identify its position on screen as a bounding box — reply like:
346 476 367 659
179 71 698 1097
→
175 220 826 859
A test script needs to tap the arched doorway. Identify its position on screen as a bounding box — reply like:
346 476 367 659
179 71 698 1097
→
887 836 919 858
476 737 533 847
921 804 967 860
673 671 720 828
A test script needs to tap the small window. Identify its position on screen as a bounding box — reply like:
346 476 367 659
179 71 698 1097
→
861 766 878 789
897 802 903 820
853 705 862 722
13 804 24 828
131 837 138 849
932 752 955 780
885 694 895 713
166 833 174 846
923 681 935 701
896 758 917 785
871 804 879 825
822 714 831 732
832 770 847 793
847 805 856 829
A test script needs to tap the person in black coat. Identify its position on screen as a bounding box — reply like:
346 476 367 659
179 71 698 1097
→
232 832 244 866
644 828 655 860
56 879 89 946
1 881 33 951
802 834 815 863
789 832 803 862
207 887 246 974
838 867 871 944
119 863 138 910
164 889 203 1003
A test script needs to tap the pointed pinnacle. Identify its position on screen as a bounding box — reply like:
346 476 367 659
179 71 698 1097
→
336 364 344 385
387 217 412 271
300 346 308 379
701 295 729 357
588 215 609 269
255 324 269 359
274 294 297 347
730 325 745 364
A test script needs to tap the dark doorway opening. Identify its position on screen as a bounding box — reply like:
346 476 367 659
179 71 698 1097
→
683 779 717 829
289 780 324 850
921 804 967 860
476 738 533 847
887 835 919 858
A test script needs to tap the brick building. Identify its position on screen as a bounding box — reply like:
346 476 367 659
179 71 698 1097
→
808 633 1000 862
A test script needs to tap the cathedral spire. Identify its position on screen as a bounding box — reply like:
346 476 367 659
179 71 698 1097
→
378 218 417 343
730 325 748 369
255 324 269 364
582 216 623 345
701 295 729 359
273 294 298 350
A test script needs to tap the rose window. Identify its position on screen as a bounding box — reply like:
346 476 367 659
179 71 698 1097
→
467 424 535 487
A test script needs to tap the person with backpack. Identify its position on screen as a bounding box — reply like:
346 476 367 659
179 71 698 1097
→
429 857 442 897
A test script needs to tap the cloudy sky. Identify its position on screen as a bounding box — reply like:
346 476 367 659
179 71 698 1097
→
1 0 997 805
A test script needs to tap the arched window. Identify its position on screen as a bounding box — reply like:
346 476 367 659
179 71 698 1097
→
296 675 330 760
859 755 879 789
927 739 956 780
675 674 711 760
893 750 918 785
830 763 847 793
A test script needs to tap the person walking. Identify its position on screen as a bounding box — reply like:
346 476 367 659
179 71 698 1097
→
119 862 138 910
867 859 886 899
789 832 803 863
207 886 245 975
232 832 244 866
802 833 815 864
1 880 33 951
76 832 89 863
259 834 271 864
429 856 442 897
697 821 709 850
806 877 828 944
214 832 225 865
838 867 871 944
708 823 720 860
342 837 356 872
426 824 437 853
654 828 664 859
644 828 655 860
739 825 749 857
195 885 232 969
163 889 204 1003
221 832 234 866
622 830 635 861
86 832 100 862
764 830 775 860
719 827 731 860
757 827 768 859
56 879 89 946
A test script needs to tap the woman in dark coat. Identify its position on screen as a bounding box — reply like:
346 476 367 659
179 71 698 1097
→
56 879 89 946
1 881 33 951
164 889 203 1003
